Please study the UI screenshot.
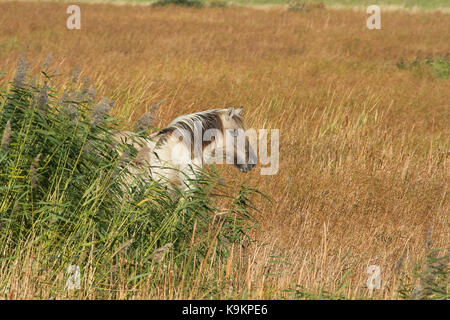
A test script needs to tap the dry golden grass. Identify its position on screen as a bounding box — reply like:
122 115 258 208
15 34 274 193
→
0 2 448 299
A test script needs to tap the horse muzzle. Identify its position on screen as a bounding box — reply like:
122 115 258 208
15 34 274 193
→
238 163 256 173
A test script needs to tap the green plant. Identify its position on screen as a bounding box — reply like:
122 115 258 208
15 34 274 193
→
428 56 450 78
287 1 325 12
401 249 449 300
152 0 204 8
397 229 449 300
396 55 450 79
208 0 228 8
284 284 348 300
0 56 260 298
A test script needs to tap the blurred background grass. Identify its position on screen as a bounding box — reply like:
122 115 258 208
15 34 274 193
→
14 0 450 9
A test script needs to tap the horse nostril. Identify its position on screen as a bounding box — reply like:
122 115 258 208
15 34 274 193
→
243 163 255 172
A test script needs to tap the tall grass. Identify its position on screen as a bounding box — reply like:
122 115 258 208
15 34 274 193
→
0 3 448 299
0 56 260 299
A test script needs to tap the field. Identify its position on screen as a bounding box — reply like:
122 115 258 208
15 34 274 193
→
0 1 449 299
35 0 450 10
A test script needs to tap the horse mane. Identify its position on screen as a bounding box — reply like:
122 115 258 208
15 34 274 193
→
154 108 243 150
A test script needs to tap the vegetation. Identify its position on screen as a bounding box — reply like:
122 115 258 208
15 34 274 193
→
32 0 450 10
0 56 260 299
397 55 450 79
0 2 448 299
152 0 204 8
398 230 449 300
234 0 450 8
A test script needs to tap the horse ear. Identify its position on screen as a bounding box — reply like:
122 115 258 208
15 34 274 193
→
227 107 235 119
235 106 243 116
227 106 243 118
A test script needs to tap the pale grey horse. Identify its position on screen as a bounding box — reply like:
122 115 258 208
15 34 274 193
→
115 107 257 190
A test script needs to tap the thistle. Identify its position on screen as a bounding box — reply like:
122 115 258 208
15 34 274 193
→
1 120 11 150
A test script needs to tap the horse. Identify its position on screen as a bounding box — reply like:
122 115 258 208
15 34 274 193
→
115 107 257 190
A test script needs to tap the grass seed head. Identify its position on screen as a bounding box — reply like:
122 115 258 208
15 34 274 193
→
91 97 115 126
134 112 156 132
150 243 173 264
38 82 50 106
71 65 81 83
42 53 52 70
88 85 97 102
13 54 29 88
1 120 12 150
64 104 79 122
30 153 42 189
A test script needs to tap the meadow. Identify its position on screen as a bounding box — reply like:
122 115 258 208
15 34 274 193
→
0 1 448 299
39 0 450 10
